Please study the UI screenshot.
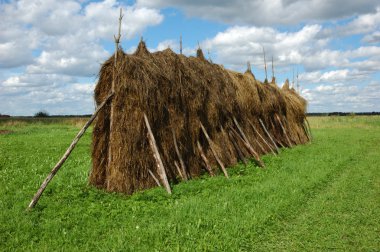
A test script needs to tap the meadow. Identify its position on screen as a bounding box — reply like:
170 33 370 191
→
0 116 379 251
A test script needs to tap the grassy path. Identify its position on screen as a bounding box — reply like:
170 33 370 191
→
0 117 379 251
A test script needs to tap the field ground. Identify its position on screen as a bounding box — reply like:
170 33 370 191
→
0 116 379 251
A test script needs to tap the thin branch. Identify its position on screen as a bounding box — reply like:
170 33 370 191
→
196 141 215 176
259 118 279 153
27 92 114 210
172 128 188 180
148 169 161 187
144 113 172 194
200 123 229 178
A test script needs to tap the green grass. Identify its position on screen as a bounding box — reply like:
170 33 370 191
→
1 116 379 251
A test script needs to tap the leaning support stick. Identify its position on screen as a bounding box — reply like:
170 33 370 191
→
196 141 215 176
148 169 161 187
227 130 247 165
172 129 189 180
232 117 264 167
259 118 280 153
200 123 229 178
304 117 313 140
27 92 114 210
144 114 172 194
275 114 293 147
229 126 265 168
248 119 277 156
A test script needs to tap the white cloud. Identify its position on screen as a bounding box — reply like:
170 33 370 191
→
0 0 164 115
302 82 380 112
2 73 75 88
338 7 380 36
0 0 164 70
202 25 325 70
362 31 380 43
0 73 95 115
137 0 380 25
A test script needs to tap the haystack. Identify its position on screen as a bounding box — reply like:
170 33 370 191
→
89 41 309 194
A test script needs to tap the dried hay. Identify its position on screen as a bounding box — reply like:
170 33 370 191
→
90 41 309 194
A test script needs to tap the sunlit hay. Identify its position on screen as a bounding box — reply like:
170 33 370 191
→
90 41 309 194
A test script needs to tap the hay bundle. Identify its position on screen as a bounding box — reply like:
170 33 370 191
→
90 41 309 194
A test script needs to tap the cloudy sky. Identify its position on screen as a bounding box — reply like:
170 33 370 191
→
1 0 380 115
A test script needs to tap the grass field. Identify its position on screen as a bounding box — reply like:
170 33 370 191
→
1 116 379 251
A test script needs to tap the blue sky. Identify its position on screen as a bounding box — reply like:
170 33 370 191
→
1 0 380 115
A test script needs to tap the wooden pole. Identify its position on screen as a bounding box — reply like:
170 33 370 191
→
144 114 172 194
196 141 215 176
271 56 274 80
292 67 295 89
251 132 266 155
305 117 313 140
148 169 161 187
262 46 267 82
302 122 311 142
232 117 264 167
248 119 277 156
180 35 183 55
27 92 114 210
227 131 247 165
275 114 293 147
200 123 229 178
259 118 279 153
296 67 299 93
269 118 285 148
172 129 188 180
229 126 265 168
174 161 184 180
108 8 123 173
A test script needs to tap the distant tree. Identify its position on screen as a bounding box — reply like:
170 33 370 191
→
34 110 49 117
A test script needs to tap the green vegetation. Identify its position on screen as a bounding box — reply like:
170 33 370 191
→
1 116 379 251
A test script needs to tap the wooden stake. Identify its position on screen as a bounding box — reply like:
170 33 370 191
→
196 141 215 176
251 132 266 155
281 115 297 144
27 92 114 210
259 118 279 153
229 126 265 168
172 129 188 180
275 114 293 147
148 169 161 187
200 123 229 178
292 67 295 89
174 161 184 180
262 46 267 82
305 117 313 140
248 119 277 156
144 113 172 194
296 67 299 93
227 130 247 165
108 8 123 173
302 122 311 142
232 117 264 167
180 35 183 55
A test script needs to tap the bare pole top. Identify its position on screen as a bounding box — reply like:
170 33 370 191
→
262 46 267 82
113 7 123 65
296 67 300 93
180 34 183 55
292 67 295 89
114 8 123 45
